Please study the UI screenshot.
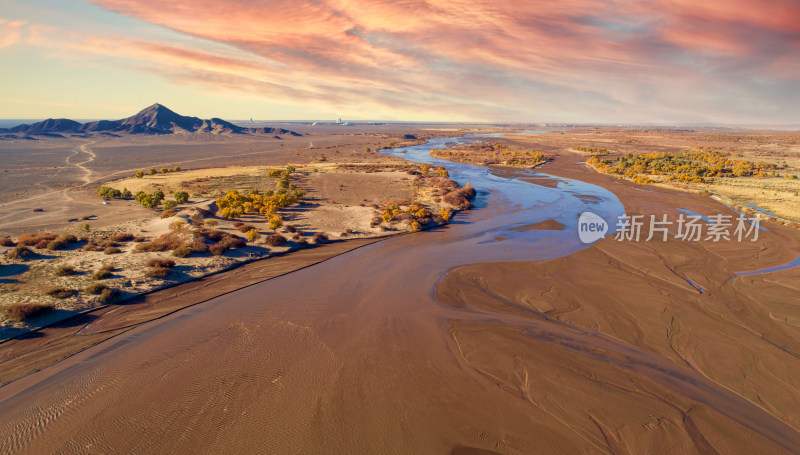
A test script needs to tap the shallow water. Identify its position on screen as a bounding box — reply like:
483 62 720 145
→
736 255 800 276
380 134 625 264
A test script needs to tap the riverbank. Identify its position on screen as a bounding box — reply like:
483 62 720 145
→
0 161 474 336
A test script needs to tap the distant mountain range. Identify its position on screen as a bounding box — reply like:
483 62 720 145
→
0 104 302 138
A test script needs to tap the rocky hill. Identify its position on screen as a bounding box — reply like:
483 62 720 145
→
0 104 301 137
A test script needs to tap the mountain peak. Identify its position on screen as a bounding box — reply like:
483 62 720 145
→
119 103 199 133
134 103 181 120
140 103 173 114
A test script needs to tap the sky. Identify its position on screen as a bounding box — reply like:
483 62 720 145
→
1 0 799 123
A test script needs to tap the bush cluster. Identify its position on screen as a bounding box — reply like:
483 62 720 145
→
6 245 34 260
144 258 175 279
18 233 56 246
588 150 779 184
83 240 120 252
380 203 433 225
134 190 165 209
431 143 547 167
574 146 610 155
442 184 476 210
3 303 53 322
42 234 78 251
134 166 180 178
97 186 132 199
216 166 305 219
136 227 244 258
264 233 288 247
216 188 305 219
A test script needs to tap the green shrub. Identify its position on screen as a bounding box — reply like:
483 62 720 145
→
174 191 189 204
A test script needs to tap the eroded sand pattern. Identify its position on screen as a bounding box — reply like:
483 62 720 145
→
1 135 799 453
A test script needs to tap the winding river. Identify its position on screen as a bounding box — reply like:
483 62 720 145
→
0 133 798 454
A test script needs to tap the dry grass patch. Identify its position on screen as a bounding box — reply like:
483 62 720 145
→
3 303 53 322
45 287 75 299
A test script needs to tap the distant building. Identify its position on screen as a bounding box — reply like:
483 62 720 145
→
336 118 342 124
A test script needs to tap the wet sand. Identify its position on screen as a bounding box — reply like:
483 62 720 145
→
1 145 800 453
0 237 386 386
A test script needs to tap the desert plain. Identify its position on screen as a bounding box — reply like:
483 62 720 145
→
0 118 799 454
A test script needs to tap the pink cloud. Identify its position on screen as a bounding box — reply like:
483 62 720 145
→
0 19 28 49
12 0 800 121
